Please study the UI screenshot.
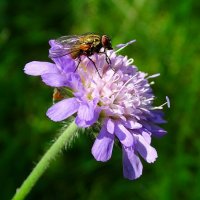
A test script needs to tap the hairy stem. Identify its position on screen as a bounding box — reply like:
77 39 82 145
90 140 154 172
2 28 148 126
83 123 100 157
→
11 121 78 200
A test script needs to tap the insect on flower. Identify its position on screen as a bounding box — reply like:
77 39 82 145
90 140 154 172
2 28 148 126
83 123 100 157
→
49 33 113 77
24 38 169 180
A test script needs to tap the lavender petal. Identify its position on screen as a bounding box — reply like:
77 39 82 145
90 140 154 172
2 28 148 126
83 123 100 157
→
121 119 142 129
47 98 79 121
77 102 94 121
52 56 76 73
115 123 133 147
92 125 114 162
135 134 158 163
75 106 100 128
122 146 143 180
24 61 59 76
42 73 70 87
106 118 115 134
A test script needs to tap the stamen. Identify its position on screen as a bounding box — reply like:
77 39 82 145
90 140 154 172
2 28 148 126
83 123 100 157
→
147 73 160 79
150 81 155 85
114 75 136 100
166 96 170 108
126 58 134 65
143 97 154 102
115 39 136 53
151 96 170 110
112 73 121 83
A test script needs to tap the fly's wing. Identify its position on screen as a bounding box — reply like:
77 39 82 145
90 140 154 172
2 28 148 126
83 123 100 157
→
49 35 82 58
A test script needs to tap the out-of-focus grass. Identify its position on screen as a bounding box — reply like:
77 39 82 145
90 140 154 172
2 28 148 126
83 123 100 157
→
0 0 199 199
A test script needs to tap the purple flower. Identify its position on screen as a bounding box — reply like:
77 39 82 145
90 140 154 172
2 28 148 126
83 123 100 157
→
24 40 168 180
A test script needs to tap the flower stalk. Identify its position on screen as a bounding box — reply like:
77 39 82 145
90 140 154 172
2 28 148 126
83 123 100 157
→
11 121 78 200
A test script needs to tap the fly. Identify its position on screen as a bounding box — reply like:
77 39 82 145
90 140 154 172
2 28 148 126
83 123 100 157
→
49 33 113 77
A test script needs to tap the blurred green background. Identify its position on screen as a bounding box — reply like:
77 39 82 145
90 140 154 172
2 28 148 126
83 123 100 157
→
1 0 200 199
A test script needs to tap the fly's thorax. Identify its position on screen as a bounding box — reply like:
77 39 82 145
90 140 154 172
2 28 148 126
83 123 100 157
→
83 34 101 47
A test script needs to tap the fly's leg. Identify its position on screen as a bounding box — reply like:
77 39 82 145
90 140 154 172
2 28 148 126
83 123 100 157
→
74 56 81 72
104 50 111 65
87 56 102 78
100 50 115 72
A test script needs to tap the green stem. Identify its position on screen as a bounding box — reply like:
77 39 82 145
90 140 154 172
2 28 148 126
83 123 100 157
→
11 121 78 200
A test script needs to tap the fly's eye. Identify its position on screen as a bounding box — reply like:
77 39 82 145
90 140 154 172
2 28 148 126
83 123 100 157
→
101 36 106 44
101 35 113 50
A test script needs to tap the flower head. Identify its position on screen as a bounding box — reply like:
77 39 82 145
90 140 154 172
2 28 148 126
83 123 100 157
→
24 39 168 180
